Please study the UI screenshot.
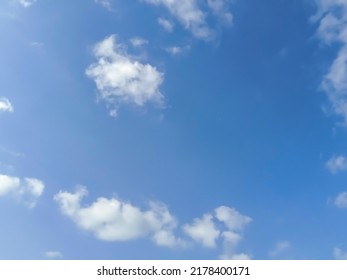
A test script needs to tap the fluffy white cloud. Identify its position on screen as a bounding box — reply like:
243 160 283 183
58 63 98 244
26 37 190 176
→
0 174 45 208
334 192 347 208
86 35 164 117
333 247 347 259
18 0 36 7
269 240 291 257
54 187 183 247
45 251 63 259
183 214 220 248
142 0 233 39
183 206 252 259
158 17 174 32
0 98 13 113
314 1 347 122
326 155 347 174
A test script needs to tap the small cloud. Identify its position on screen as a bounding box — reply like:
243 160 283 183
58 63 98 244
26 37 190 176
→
130 37 149 48
0 174 45 208
18 0 36 8
0 98 14 113
86 34 164 117
95 0 112 10
158 17 174 32
333 247 347 260
326 155 347 174
334 192 347 208
164 45 190 55
269 240 291 257
45 251 63 259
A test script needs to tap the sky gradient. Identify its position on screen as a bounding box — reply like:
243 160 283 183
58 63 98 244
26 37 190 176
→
1 0 347 260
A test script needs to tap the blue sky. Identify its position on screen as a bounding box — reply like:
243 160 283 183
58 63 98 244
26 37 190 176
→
1 0 347 260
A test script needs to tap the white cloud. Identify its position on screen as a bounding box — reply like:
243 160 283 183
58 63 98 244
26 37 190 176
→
142 0 233 39
0 98 13 113
95 0 112 10
164 45 190 55
333 247 347 259
183 214 220 248
183 206 252 259
86 35 164 117
334 192 347 208
0 174 20 196
215 206 252 231
158 17 174 32
314 1 347 123
326 155 347 174
0 174 45 208
54 187 183 247
130 37 149 48
18 0 36 7
269 240 291 257
45 251 63 259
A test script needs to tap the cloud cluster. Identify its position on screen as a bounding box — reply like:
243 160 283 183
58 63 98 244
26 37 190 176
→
0 98 13 113
86 35 164 117
0 174 45 208
142 0 233 39
314 0 347 123
334 192 347 208
55 186 252 257
54 187 184 247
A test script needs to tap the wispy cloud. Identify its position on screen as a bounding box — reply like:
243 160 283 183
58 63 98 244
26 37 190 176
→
326 155 347 174
314 0 347 123
142 0 233 40
333 247 347 259
45 251 63 259
0 174 45 208
0 98 14 113
95 0 112 10
158 17 174 32
130 37 149 48
269 240 291 257
334 192 347 208
86 35 164 117
18 0 37 8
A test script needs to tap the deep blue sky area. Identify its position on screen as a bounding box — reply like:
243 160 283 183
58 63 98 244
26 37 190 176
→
1 0 347 260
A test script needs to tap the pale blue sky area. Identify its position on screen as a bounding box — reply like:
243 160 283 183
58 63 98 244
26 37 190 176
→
1 0 347 260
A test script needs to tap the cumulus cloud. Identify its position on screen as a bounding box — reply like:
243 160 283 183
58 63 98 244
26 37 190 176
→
54 187 183 247
158 17 174 32
314 0 347 123
183 206 252 259
334 192 347 208
0 174 45 208
183 214 220 248
142 0 233 39
0 98 13 113
326 155 347 173
86 35 164 117
333 247 347 259
18 0 36 7
269 241 291 257
45 251 63 259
